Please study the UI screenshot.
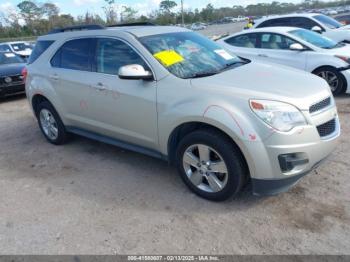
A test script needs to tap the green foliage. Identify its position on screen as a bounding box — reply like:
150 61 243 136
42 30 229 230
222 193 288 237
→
1 0 350 39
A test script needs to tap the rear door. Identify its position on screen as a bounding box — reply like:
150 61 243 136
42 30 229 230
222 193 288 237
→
50 38 95 128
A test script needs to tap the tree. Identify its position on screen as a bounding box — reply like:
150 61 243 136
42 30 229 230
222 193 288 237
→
121 6 138 22
103 0 117 25
200 3 214 22
160 0 177 13
41 3 59 18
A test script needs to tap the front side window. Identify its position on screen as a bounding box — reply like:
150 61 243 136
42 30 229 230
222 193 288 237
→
260 33 297 50
289 29 340 49
95 38 148 75
140 32 243 79
225 34 258 48
51 38 93 71
290 17 319 30
313 14 342 29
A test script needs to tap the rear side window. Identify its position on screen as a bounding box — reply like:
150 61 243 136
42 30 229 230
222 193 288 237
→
28 40 54 64
51 38 93 71
94 38 148 75
225 34 259 48
290 17 319 30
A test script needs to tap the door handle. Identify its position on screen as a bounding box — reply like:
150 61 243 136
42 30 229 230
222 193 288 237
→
93 82 107 91
50 74 59 80
258 54 268 58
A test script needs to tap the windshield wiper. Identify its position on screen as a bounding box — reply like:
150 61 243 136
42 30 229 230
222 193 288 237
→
188 71 219 78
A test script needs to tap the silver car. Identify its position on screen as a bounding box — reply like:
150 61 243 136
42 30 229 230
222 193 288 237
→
25 24 340 201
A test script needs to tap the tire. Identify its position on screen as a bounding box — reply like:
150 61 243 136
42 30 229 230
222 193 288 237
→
175 129 248 201
313 67 347 95
35 101 68 145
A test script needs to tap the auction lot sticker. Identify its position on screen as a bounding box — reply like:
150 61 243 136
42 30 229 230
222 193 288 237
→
214 49 234 60
154 50 184 67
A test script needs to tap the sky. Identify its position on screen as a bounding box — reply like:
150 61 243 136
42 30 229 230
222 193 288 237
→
0 0 304 18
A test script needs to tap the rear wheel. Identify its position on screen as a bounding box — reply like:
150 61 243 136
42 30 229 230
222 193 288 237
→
175 129 248 201
313 67 346 95
36 101 68 145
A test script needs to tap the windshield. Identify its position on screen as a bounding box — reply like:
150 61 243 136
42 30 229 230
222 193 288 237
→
11 43 32 52
0 53 25 65
139 32 244 79
313 14 343 29
289 28 342 49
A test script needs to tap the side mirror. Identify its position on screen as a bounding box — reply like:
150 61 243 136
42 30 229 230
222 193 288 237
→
289 43 305 51
311 26 323 33
118 64 153 80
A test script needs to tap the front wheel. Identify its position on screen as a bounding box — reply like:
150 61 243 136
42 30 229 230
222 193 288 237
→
175 129 248 201
313 67 346 95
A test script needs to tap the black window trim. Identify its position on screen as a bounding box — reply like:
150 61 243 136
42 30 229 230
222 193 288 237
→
49 36 156 81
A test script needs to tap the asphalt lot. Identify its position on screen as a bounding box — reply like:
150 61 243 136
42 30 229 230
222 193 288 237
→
0 93 349 255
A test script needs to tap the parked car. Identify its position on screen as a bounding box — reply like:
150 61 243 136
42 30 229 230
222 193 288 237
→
190 22 207 30
0 41 33 60
218 27 350 95
254 13 350 44
335 14 350 25
0 52 26 98
25 24 339 201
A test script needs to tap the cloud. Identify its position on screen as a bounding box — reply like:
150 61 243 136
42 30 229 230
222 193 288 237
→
73 0 101 7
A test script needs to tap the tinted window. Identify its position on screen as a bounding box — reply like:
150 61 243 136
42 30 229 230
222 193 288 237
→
95 38 148 75
290 17 319 30
289 28 339 49
257 18 292 28
225 34 258 48
52 38 92 71
28 40 54 64
260 33 297 50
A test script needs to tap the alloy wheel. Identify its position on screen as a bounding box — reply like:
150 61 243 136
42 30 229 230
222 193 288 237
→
317 70 339 92
39 108 59 140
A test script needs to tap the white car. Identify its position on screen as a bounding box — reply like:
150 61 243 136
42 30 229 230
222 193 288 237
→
191 23 207 31
0 41 33 59
253 13 350 44
218 26 350 94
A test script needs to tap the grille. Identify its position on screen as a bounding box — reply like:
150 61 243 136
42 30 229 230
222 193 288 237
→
317 119 336 137
0 75 24 86
309 97 331 114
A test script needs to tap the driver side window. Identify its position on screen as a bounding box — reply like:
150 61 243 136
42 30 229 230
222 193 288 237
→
95 38 148 76
260 33 297 50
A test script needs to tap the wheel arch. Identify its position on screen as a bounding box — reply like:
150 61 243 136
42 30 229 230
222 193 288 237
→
311 65 347 93
167 121 251 178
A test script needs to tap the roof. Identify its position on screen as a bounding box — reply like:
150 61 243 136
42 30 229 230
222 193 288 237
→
0 41 30 45
39 25 191 40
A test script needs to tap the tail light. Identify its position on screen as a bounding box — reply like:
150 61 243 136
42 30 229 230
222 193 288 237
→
21 67 28 83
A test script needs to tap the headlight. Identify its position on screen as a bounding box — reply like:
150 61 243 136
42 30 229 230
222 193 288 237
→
249 100 307 132
335 55 350 64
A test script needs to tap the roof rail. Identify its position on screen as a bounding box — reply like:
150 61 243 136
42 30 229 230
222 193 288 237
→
108 22 156 27
48 24 105 34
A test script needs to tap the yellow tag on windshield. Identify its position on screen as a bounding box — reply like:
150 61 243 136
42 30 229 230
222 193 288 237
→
153 50 184 67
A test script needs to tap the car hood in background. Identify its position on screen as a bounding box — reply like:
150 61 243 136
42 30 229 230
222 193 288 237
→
0 63 26 77
190 61 331 110
14 50 32 57
320 43 350 56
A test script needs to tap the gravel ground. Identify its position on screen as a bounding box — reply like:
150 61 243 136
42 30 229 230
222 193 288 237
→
0 94 349 255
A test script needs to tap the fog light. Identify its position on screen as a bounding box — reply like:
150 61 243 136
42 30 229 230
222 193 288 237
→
278 153 309 172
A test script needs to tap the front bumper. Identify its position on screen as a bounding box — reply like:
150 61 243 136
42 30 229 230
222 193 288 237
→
243 104 340 195
0 83 25 97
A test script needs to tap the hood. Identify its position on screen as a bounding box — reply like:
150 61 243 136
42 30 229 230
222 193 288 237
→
0 63 25 77
190 62 331 110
